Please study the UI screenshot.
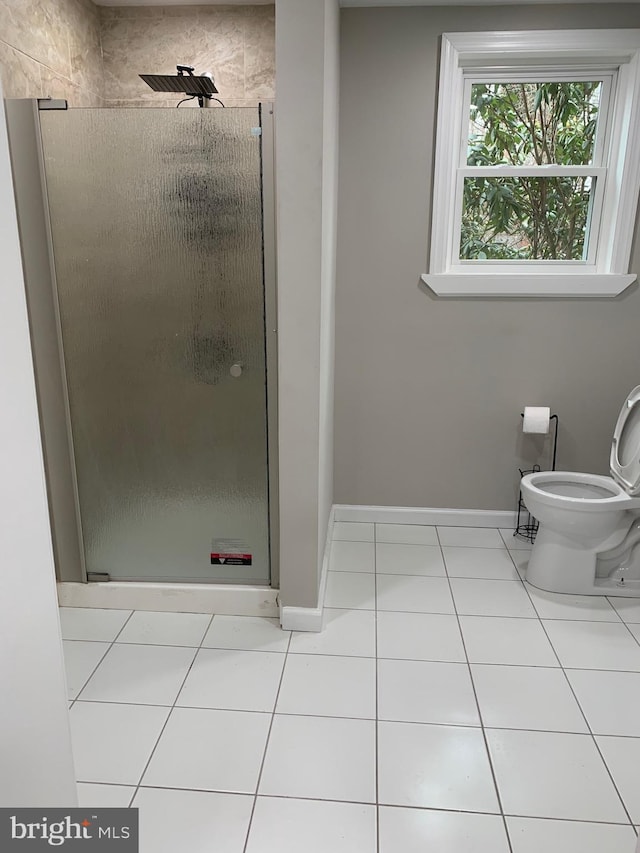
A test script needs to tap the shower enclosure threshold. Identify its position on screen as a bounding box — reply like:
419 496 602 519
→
57 581 279 618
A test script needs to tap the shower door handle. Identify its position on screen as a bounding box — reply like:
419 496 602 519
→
230 362 243 378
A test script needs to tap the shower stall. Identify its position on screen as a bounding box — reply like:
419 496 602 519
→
6 99 277 590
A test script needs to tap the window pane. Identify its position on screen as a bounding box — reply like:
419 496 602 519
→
467 82 602 166
460 176 595 260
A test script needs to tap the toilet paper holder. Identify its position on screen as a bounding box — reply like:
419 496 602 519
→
515 412 559 543
521 411 559 471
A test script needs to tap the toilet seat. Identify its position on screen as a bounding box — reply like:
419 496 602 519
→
610 385 640 495
522 470 632 512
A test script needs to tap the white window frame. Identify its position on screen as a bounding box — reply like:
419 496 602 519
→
422 30 640 297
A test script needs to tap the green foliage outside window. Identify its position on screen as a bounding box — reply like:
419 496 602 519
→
460 82 601 261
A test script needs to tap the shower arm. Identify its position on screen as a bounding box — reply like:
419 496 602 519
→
177 66 211 108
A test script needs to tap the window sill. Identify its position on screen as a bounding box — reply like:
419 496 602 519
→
420 273 637 298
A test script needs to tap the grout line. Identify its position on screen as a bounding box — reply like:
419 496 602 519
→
64 613 639 634
69 610 136 703
66 638 225 649
125 611 216 809
67 695 640 738
83 777 640 830
241 624 292 853
438 526 514 853
615 614 640 648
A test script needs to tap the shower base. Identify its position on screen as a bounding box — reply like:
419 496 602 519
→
57 581 279 617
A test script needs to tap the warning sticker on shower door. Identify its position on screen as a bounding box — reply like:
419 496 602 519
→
211 538 252 565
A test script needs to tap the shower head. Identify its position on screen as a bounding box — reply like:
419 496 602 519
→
140 65 218 95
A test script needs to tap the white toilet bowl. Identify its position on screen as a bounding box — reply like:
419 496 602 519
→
520 386 640 596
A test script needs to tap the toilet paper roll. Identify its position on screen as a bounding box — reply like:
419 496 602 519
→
522 406 551 434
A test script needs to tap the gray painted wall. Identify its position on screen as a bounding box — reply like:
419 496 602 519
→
335 4 640 512
276 0 339 610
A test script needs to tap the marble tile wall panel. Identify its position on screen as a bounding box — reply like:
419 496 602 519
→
0 0 71 78
100 5 275 108
67 0 104 100
245 5 275 100
0 0 104 106
0 2 273 110
0 40 42 99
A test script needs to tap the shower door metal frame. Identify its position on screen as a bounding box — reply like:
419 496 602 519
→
261 102 280 590
6 98 279 589
6 98 87 584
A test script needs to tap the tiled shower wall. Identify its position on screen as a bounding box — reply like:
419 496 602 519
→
0 0 103 106
100 5 275 107
0 2 274 109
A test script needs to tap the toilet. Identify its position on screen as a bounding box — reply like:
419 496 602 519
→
521 385 640 596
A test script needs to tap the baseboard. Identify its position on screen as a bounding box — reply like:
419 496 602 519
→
280 506 334 633
333 504 517 528
57 581 279 617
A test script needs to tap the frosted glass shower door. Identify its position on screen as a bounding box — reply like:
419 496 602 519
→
39 108 271 584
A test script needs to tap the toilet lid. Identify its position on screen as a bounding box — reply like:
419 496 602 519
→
610 385 640 495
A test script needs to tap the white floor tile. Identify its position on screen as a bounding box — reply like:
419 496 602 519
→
460 616 559 666
62 525 640 849
290 608 376 657
379 806 510 853
566 669 640 736
376 543 445 576
78 643 197 705
330 540 375 573
486 728 628 822
443 547 520 580
142 707 270 793
438 527 505 548
59 607 131 641
527 588 621 622
277 654 376 718
378 721 499 812
499 530 533 551
450 578 536 618
332 521 375 542
472 664 588 732
116 611 211 646
507 816 637 853
543 620 640 671
376 523 439 546
378 659 480 726
376 574 455 614
627 623 640 643
202 616 290 653
259 714 376 802
133 787 253 853
246 797 377 853
324 572 376 610
62 640 110 699
510 552 529 579
176 649 285 712
70 701 169 785
377 611 465 662
596 735 640 822
608 597 640 624
76 783 135 808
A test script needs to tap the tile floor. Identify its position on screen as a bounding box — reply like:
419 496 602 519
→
61 523 640 852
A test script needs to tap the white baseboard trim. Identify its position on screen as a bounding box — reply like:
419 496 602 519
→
333 504 517 528
280 506 335 633
57 581 279 617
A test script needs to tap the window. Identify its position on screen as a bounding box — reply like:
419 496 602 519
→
422 30 640 297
